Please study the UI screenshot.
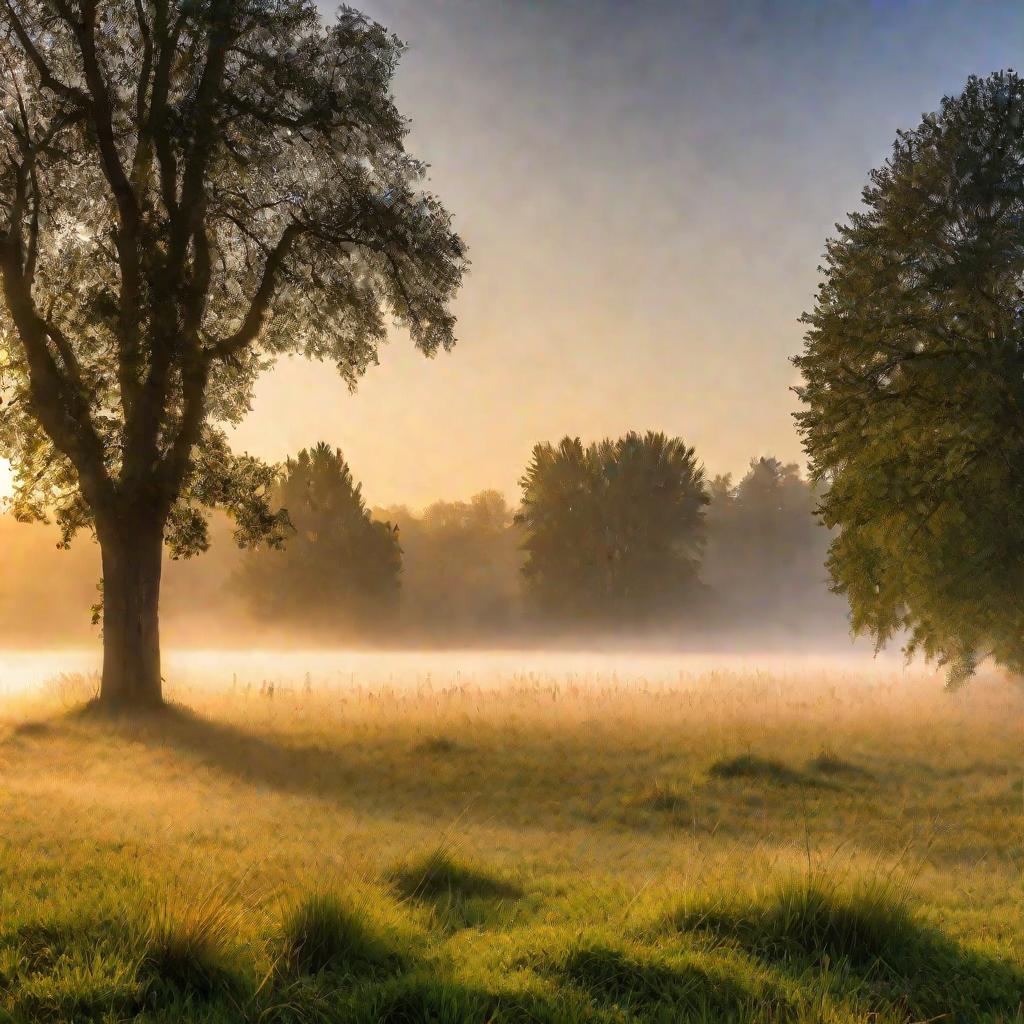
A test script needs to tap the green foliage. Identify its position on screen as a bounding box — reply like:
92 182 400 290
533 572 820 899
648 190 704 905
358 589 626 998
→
795 70 1024 684
517 432 708 624
0 0 466 578
236 443 401 634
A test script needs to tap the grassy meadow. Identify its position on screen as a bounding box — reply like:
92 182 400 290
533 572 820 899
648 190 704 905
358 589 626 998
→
0 656 1021 1022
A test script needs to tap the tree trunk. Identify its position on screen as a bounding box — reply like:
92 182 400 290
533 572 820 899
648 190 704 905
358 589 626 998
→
98 516 165 708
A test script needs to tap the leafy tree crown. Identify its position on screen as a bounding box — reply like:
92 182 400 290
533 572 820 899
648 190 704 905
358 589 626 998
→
0 1 467 554
516 431 708 621
795 70 1024 684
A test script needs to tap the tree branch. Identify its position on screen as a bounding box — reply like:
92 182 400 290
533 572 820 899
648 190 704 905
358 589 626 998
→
0 0 88 106
207 221 303 359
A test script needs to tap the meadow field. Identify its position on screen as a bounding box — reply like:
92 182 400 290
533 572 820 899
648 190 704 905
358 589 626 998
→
0 652 1021 1023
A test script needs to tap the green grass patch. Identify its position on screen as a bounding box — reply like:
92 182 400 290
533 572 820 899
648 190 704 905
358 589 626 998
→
807 748 872 779
388 849 522 904
2 672 1023 1022
708 753 807 785
280 891 403 978
6 914 145 1022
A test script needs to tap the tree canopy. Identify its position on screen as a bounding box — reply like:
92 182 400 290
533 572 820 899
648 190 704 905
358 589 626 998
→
517 431 708 623
380 490 522 638
795 70 1024 684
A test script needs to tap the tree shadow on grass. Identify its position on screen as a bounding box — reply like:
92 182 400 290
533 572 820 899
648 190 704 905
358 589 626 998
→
66 700 393 810
53 702 629 835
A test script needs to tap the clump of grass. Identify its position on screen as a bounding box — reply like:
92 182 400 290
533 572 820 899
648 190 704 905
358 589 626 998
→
671 876 1024 1018
10 720 52 738
807 747 872 779
414 735 465 755
142 885 246 998
561 942 681 1005
634 780 690 815
675 877 915 967
558 941 770 1020
353 974 498 1024
708 753 805 785
279 891 399 978
388 848 522 903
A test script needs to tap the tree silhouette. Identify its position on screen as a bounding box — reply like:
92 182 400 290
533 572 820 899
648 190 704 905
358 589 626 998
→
0 2 466 705
236 444 400 634
517 432 708 624
796 71 1024 684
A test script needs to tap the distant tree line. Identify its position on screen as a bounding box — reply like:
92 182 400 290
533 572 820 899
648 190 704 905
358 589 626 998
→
227 434 842 643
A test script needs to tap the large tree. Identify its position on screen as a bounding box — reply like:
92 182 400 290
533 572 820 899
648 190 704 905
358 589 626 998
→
236 443 400 634
795 70 1024 685
517 432 707 624
0 2 466 705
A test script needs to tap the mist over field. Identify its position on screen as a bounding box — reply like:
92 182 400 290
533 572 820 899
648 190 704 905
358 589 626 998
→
1 443 850 658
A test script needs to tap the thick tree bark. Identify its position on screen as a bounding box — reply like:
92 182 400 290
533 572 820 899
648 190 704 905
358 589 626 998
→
98 516 164 708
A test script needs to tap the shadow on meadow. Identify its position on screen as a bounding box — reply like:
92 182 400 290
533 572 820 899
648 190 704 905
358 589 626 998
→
24 702 879 838
60 700 439 812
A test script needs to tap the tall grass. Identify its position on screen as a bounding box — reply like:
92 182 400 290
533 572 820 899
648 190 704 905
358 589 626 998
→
279 890 401 978
0 659 1019 1021
142 882 249 997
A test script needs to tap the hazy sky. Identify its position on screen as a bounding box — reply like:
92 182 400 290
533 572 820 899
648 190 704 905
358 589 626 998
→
2 0 1023 508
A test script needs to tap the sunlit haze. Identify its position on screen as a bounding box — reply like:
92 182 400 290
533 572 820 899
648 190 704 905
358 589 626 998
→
220 0 1024 506
3 5 1021 507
